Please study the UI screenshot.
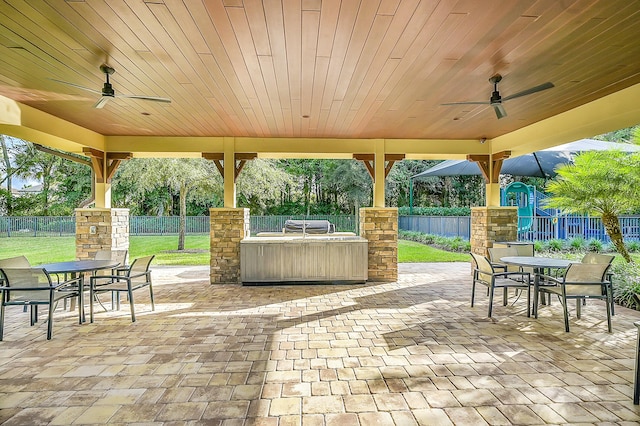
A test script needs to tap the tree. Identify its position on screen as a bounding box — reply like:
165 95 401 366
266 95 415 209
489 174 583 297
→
114 158 222 250
545 150 640 262
237 159 297 215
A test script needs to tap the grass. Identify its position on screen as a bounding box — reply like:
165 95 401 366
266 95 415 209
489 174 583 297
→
0 235 465 265
398 240 470 263
0 235 210 266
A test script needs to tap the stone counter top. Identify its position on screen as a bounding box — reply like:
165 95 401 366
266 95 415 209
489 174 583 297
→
242 235 366 243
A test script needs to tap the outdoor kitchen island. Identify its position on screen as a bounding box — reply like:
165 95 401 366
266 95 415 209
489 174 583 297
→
240 220 368 284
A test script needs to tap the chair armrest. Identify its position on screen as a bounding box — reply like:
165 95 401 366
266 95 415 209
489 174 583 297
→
55 276 82 290
90 274 126 284
537 274 562 285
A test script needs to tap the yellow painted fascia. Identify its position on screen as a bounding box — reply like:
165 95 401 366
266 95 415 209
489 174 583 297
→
106 136 224 156
389 139 488 159
234 137 375 154
0 95 104 152
493 83 640 156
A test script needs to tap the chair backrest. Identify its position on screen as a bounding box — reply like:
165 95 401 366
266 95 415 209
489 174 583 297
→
94 249 128 265
128 255 155 279
0 255 31 268
492 243 534 256
512 244 534 257
487 247 519 272
581 253 614 265
0 268 53 303
470 252 495 283
563 262 610 296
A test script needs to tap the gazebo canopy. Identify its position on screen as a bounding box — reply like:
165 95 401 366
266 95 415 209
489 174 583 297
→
1 1 639 208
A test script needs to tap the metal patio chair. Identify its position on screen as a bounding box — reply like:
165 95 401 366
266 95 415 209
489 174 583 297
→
0 267 81 340
470 252 531 318
535 262 612 332
89 255 155 323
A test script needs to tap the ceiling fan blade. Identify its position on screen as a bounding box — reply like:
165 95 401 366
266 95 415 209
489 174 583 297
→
93 96 111 109
502 82 554 101
493 104 507 119
119 94 172 104
49 78 102 95
441 101 491 106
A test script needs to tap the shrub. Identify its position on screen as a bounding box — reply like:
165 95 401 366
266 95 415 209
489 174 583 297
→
568 237 586 252
587 238 603 252
611 261 640 309
627 241 640 253
398 207 471 216
546 239 564 252
398 230 470 252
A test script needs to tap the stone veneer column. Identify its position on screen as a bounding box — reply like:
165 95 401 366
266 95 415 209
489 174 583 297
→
359 207 398 282
470 206 518 256
210 208 250 284
75 208 129 260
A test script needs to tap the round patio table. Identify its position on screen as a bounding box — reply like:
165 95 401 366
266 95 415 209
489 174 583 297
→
500 256 573 318
38 260 120 323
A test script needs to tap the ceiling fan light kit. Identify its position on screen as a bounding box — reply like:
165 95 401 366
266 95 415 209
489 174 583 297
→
442 74 554 119
51 64 171 109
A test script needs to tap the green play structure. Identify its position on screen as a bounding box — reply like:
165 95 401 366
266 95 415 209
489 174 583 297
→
501 182 535 232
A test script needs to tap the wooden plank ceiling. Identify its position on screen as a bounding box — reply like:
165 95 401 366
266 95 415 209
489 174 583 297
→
0 0 639 140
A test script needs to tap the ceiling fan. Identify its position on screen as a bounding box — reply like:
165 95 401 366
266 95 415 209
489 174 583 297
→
50 64 171 109
441 74 554 119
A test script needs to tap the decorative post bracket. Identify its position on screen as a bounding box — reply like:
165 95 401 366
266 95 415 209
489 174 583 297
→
202 153 258 179
467 151 511 184
353 154 405 181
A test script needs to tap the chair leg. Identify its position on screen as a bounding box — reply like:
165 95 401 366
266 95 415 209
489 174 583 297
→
0 299 5 341
471 281 476 307
30 305 38 326
89 282 95 323
128 285 136 322
47 301 55 341
503 287 508 306
576 298 582 319
149 280 155 311
606 287 612 333
562 295 570 332
609 283 615 316
488 283 495 318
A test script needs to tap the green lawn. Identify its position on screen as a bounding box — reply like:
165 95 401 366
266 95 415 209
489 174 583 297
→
398 240 469 262
0 235 465 265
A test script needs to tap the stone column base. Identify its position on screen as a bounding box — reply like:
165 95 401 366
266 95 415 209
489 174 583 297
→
210 208 250 284
75 208 129 260
359 207 398 282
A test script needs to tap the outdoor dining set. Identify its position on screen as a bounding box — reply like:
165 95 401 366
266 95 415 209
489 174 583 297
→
0 250 155 340
470 242 614 333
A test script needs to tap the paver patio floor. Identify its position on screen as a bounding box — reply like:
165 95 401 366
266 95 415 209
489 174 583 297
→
1 262 640 425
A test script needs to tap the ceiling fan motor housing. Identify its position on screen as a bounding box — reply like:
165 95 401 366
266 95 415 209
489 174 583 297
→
102 82 115 97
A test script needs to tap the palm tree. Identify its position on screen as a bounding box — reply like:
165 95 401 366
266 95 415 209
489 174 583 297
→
545 150 640 263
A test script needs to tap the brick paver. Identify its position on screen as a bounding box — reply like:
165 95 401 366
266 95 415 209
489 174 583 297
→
1 263 640 425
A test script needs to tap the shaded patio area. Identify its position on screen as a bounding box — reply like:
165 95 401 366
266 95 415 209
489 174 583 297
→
1 263 640 425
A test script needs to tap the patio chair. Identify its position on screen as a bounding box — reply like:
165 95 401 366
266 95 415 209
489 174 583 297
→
581 253 615 315
0 256 32 313
535 262 612 332
0 267 81 340
89 255 155 323
470 253 531 318
93 249 129 310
